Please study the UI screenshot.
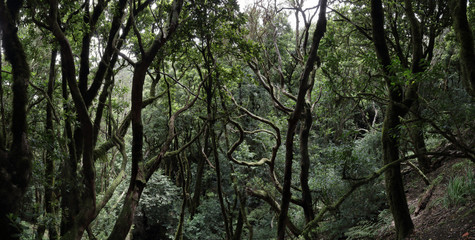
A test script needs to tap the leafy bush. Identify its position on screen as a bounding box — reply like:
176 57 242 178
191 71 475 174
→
246 206 275 239
443 162 475 207
309 130 387 239
135 170 182 239
184 195 226 240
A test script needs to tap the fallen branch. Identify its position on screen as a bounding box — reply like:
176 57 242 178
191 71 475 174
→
300 152 462 239
415 175 442 216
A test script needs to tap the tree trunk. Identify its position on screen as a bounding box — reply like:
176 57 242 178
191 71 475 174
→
49 0 97 236
450 0 475 97
299 106 315 223
409 101 430 173
371 0 414 238
229 161 252 240
174 156 188 240
107 1 184 238
190 153 205 216
277 1 327 238
0 2 32 239
191 57 213 217
107 184 145 240
248 188 301 237
212 128 232 239
59 67 80 237
381 105 414 239
403 0 430 174
45 48 59 240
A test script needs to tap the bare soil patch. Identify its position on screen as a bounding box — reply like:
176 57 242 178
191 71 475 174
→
377 158 475 240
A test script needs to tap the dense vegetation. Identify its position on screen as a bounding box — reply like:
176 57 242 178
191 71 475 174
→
0 0 474 239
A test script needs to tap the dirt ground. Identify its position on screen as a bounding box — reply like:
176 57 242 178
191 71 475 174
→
377 158 475 240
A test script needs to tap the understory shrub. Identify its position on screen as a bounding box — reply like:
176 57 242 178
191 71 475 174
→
443 160 475 207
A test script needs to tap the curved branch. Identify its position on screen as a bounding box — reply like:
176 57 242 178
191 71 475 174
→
226 85 306 207
278 0 327 238
164 126 205 158
145 78 203 179
248 61 294 113
93 95 160 161
226 118 272 167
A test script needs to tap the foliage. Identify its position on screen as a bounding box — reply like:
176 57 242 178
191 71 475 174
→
246 205 275 239
184 196 226 240
1 0 474 239
308 130 387 238
443 161 475 207
344 220 380 240
136 170 182 239
92 176 130 239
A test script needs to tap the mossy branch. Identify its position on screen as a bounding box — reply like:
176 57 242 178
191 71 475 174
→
226 118 271 167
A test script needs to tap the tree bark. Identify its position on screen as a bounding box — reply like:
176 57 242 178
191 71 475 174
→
45 48 59 240
85 0 129 107
247 188 301 237
190 152 205 216
299 106 315 223
409 101 430 173
191 55 212 218
277 1 327 239
190 66 210 215
49 1 97 238
59 60 79 237
450 0 475 97
403 0 430 174
370 0 414 238
381 105 414 239
107 1 184 238
212 129 232 239
174 156 188 240
0 1 32 238
107 184 145 240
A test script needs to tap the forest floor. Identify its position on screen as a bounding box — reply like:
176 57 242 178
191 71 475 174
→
376 158 475 240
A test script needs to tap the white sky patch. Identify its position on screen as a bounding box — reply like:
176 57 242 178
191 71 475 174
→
237 0 319 30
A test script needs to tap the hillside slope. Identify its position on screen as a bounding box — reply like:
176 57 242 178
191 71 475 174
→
377 158 475 240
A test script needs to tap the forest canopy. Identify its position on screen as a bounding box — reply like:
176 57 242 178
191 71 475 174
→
0 0 474 239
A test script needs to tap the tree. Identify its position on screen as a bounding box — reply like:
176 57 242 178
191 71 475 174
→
450 0 475 97
277 1 327 239
106 0 197 238
38 0 134 238
1 0 473 239
370 0 414 238
0 0 32 238
234 0 329 238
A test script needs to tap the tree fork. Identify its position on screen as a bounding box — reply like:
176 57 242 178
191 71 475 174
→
277 0 327 238
107 1 184 238
370 0 414 238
